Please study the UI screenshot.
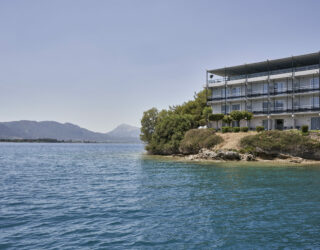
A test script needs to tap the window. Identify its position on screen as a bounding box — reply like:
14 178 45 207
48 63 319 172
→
293 100 299 109
262 120 268 130
231 87 241 96
221 88 230 97
263 83 268 94
232 104 240 111
310 77 319 88
221 105 229 113
274 82 284 92
263 102 269 111
275 100 284 110
232 121 239 127
311 117 320 130
312 96 320 107
246 103 252 111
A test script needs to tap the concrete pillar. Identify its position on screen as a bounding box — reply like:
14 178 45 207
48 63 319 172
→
292 114 295 129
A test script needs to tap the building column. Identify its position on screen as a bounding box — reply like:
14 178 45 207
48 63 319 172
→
291 56 295 128
224 67 227 114
291 114 295 129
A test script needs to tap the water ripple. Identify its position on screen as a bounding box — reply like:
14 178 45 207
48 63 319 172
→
1 143 320 249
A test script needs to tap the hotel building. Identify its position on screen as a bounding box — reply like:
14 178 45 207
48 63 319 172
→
206 52 320 130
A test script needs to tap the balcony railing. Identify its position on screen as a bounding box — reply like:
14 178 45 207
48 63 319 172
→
208 86 320 102
250 105 320 115
209 64 319 84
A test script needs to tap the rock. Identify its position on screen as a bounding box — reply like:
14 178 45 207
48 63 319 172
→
278 153 291 159
289 157 303 163
198 148 218 159
240 153 256 161
216 150 241 160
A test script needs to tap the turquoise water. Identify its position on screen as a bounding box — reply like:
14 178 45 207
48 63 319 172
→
1 143 320 249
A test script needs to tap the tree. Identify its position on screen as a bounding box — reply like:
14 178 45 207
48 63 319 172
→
202 106 213 126
209 113 225 129
242 111 253 127
172 89 211 128
223 115 233 126
230 110 244 127
140 107 159 143
147 113 194 154
141 89 214 155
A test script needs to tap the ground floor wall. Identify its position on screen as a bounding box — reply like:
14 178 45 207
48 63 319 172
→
209 113 320 130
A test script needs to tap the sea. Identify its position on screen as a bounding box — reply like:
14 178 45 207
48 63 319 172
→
1 143 320 249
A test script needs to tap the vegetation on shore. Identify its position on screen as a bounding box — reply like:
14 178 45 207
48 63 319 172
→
240 130 320 160
140 89 255 155
140 90 209 154
179 129 223 154
140 89 320 161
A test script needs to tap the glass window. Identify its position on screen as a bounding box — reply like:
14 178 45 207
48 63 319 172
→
312 97 319 107
246 103 252 111
232 104 240 111
263 102 269 111
221 88 231 97
263 83 268 94
275 100 284 110
221 105 229 113
310 77 319 88
231 87 240 96
262 120 268 130
274 82 284 92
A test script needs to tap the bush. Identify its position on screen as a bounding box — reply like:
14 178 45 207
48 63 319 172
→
256 126 265 132
239 130 320 159
240 127 249 132
222 126 231 133
179 128 223 154
233 127 240 133
301 125 309 133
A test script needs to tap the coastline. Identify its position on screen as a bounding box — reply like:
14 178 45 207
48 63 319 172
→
143 153 320 166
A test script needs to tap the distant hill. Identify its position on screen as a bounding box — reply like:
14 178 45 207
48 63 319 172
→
0 120 141 143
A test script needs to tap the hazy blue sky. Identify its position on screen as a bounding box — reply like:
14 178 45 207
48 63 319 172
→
1 0 320 132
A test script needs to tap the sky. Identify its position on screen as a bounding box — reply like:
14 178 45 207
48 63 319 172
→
1 0 320 132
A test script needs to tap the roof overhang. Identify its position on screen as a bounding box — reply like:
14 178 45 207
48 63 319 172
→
208 52 320 77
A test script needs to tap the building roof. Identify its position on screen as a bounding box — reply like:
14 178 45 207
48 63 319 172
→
208 52 320 77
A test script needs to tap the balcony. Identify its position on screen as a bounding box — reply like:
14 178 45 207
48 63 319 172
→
247 90 268 98
207 94 245 102
208 64 319 84
207 86 320 103
250 105 320 115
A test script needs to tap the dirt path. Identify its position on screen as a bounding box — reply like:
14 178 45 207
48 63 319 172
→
214 131 257 150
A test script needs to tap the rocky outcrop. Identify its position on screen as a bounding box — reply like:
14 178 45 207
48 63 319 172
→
187 149 255 161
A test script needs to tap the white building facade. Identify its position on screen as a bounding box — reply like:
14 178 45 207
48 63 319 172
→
206 52 320 130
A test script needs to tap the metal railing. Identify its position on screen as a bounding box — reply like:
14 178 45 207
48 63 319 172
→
207 85 320 103
209 64 319 84
250 105 320 115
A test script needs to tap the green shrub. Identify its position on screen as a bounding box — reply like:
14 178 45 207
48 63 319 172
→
179 128 223 154
240 127 249 132
301 125 309 133
239 130 320 159
256 126 265 132
222 126 231 133
233 127 240 133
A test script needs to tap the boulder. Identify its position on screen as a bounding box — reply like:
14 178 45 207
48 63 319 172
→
240 153 256 161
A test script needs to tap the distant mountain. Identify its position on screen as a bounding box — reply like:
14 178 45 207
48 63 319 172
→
0 120 141 143
106 124 140 140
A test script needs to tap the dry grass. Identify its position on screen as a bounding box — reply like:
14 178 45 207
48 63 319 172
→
213 131 257 150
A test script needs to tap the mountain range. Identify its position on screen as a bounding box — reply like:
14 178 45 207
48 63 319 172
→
0 121 141 143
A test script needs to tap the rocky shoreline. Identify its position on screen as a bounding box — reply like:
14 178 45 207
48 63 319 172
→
172 148 319 165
